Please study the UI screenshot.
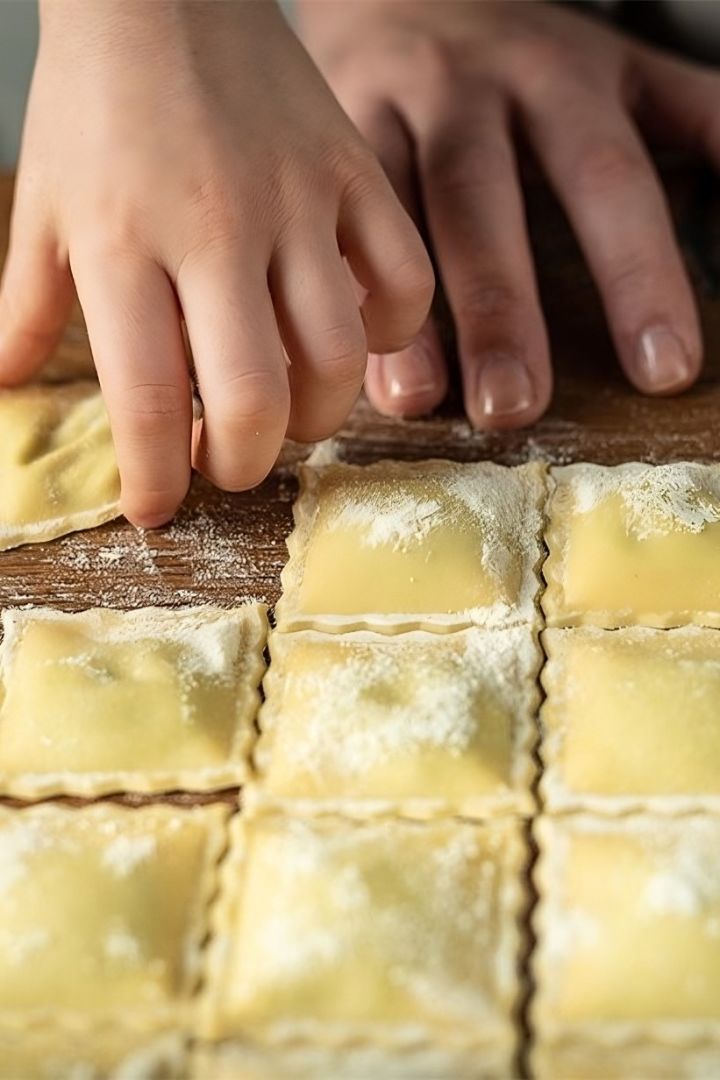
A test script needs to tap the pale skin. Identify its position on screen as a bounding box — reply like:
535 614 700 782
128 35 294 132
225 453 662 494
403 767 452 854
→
0 1 718 528
299 1 720 427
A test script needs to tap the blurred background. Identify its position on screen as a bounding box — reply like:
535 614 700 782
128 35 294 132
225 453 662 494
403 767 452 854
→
1 0 719 170
0 1 36 168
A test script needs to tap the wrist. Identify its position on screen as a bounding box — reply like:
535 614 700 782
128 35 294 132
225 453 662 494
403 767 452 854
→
38 0 285 63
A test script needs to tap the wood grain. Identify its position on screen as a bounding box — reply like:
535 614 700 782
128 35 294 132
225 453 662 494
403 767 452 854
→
1 165 719 615
1 166 719 1072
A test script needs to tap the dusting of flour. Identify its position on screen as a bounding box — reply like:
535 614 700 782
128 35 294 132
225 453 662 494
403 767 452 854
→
319 461 543 595
566 462 720 539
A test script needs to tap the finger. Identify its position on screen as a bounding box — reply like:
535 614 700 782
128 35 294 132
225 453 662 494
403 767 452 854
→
522 88 702 395
338 156 435 355
0 217 74 384
177 255 290 491
355 105 447 417
71 252 192 527
270 233 367 442
632 45 720 168
407 89 552 429
365 319 447 418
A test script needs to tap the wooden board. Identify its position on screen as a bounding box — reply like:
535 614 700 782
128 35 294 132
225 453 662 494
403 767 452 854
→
1 167 720 612
1 166 719 1072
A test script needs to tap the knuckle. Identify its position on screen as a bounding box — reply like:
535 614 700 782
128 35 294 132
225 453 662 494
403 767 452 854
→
178 174 255 273
603 251 656 302
72 204 145 261
454 281 524 327
390 249 436 309
507 35 578 97
424 116 510 199
211 368 290 433
316 323 367 387
572 139 648 196
339 154 389 210
403 32 455 90
118 383 189 436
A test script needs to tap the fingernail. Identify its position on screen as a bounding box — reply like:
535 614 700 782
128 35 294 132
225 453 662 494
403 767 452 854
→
476 354 534 418
379 341 439 401
638 326 690 390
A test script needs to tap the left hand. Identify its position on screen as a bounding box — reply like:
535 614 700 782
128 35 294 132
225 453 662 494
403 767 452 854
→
299 0 720 429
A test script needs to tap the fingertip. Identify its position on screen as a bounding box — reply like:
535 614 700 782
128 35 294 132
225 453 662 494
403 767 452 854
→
630 325 703 396
361 247 436 356
463 352 552 432
365 331 448 419
120 488 186 530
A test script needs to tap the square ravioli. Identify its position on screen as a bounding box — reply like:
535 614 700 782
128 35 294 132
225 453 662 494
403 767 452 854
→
0 605 267 797
276 459 546 631
0 803 229 1025
253 626 539 817
0 382 120 551
541 627 720 812
191 1042 503 1079
0 1028 186 1080
203 815 525 1057
543 462 720 627
533 815 720 1070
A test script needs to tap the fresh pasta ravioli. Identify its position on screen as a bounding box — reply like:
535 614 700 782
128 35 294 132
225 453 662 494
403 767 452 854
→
254 626 539 817
276 459 546 632
203 814 525 1062
0 605 267 796
543 462 720 627
0 803 229 1026
533 815 720 1077
0 382 119 550
541 627 720 812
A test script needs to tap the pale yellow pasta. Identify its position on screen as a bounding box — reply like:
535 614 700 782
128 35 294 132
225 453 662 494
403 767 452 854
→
544 462 720 627
277 459 546 632
533 815 720 1076
541 627 720 812
0 605 267 796
254 626 539 818
0 382 119 550
0 803 229 1027
202 814 524 1062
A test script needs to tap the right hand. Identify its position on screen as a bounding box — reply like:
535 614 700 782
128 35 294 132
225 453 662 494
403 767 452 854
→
0 0 433 526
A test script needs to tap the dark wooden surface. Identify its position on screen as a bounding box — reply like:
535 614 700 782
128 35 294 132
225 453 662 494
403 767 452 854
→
1 166 720 612
1 167 719 1071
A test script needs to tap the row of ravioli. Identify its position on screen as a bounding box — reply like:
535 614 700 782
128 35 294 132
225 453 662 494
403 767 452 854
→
2 604 720 815
1 619 719 1078
3 451 720 1078
277 455 720 631
5 386 720 632
278 454 720 1079
1 801 523 1079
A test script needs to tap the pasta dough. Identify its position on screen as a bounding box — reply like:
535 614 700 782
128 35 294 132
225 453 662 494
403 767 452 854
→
533 815 720 1077
0 605 267 797
541 627 720 812
202 814 524 1061
254 626 539 817
0 382 120 550
0 803 229 1026
543 462 720 627
276 459 546 632
0 1028 186 1080
190 1042 502 1079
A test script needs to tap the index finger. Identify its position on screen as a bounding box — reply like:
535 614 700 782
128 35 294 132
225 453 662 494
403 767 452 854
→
71 251 193 528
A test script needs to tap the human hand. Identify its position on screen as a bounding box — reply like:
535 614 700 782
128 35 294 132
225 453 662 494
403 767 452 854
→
299 0 719 428
0 0 433 526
